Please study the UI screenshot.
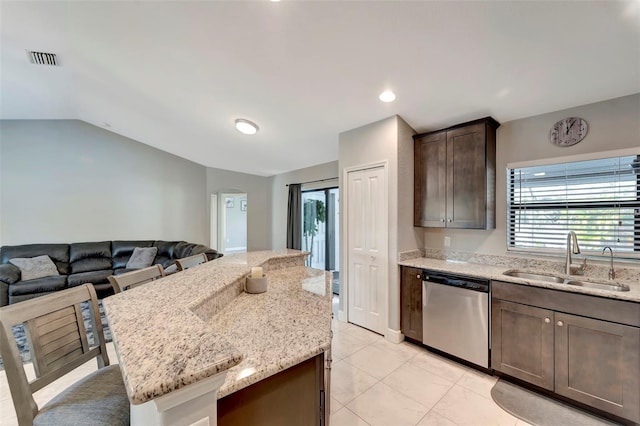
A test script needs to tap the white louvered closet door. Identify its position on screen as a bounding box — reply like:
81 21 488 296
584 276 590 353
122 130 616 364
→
347 166 387 335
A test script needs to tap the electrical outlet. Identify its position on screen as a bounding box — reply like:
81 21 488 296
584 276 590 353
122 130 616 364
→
444 236 451 247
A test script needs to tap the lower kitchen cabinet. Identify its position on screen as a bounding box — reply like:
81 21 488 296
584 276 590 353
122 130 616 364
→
400 266 423 341
554 312 640 421
491 300 554 390
492 281 640 424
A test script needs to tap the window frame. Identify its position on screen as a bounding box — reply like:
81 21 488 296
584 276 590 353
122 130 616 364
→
506 148 640 260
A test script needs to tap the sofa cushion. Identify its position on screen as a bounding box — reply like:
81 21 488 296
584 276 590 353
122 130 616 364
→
191 244 223 261
113 268 136 275
68 270 114 288
126 247 157 269
173 241 194 259
153 241 181 268
10 255 60 281
164 263 178 274
69 242 112 274
112 241 153 269
8 275 67 297
1 244 70 275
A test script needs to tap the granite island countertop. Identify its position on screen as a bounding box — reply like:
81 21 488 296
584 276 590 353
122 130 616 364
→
102 250 331 405
399 257 640 302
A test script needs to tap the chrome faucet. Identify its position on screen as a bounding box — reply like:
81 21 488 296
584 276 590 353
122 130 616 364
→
602 246 616 280
565 231 584 275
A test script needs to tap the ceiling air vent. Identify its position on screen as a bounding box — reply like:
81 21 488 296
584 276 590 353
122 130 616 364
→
27 51 59 66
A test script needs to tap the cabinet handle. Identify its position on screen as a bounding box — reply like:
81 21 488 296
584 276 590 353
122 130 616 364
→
544 318 550 323
441 218 445 222
416 274 421 279
448 218 452 223
557 320 564 327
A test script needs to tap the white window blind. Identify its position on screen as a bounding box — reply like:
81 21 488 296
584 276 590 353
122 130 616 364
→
507 154 639 258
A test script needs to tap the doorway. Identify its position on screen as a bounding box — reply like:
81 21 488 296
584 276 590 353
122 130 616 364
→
218 192 247 254
302 187 339 296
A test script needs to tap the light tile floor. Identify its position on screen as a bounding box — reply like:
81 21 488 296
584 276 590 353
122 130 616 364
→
1 298 529 426
328 316 530 426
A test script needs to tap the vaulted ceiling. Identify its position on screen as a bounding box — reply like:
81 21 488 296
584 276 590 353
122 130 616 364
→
2 1 639 176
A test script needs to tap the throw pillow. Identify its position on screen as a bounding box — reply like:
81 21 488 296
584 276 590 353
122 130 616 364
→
9 255 60 281
126 247 158 269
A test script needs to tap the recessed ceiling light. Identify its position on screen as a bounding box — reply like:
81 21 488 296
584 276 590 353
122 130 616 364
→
379 90 396 103
235 119 259 135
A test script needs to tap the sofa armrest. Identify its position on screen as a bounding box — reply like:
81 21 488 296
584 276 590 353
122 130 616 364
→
0 264 20 307
0 263 21 285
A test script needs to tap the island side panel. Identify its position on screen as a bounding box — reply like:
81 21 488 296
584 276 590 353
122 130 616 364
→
217 353 325 426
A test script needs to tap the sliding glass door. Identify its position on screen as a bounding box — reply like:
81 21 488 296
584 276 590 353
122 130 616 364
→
302 188 339 293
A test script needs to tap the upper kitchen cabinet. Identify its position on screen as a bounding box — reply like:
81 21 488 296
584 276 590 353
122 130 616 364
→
414 117 499 229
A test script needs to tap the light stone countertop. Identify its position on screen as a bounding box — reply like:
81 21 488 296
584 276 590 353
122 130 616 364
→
398 257 640 302
102 250 331 405
211 265 331 398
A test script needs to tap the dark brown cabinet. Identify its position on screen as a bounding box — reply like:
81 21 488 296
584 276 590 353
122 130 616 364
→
414 117 499 229
400 266 423 341
492 281 640 423
491 299 554 390
555 312 640 421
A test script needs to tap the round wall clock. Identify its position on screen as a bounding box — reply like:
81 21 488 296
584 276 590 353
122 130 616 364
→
549 117 588 147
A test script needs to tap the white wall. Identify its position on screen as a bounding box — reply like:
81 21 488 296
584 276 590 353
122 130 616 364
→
206 168 271 251
0 120 208 245
338 115 421 339
423 93 640 257
270 161 339 249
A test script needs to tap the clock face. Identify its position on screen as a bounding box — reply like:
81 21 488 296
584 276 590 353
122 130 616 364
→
549 117 588 147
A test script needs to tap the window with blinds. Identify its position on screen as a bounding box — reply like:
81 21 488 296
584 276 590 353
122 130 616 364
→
507 154 640 258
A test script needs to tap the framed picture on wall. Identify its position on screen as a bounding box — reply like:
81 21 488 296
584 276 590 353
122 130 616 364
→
225 197 234 208
240 200 247 211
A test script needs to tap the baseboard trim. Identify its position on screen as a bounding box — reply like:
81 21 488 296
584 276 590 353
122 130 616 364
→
385 328 403 344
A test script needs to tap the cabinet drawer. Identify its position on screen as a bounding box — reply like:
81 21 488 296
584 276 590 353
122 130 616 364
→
492 280 640 327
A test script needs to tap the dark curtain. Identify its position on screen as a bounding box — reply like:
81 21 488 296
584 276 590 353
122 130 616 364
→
286 184 302 250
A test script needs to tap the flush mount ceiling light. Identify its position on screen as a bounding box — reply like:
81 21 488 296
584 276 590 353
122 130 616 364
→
379 90 396 103
235 119 259 135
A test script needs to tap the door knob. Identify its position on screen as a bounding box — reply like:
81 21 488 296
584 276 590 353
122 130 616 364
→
544 318 550 323
557 321 564 327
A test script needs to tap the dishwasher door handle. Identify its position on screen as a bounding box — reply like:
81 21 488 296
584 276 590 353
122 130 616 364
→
422 281 428 311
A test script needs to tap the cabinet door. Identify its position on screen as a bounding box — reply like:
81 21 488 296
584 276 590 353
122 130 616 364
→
400 266 423 341
446 123 487 229
555 313 640 423
491 299 554 390
414 132 446 227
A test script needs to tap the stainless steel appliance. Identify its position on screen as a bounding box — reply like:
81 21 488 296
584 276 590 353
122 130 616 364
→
422 271 489 368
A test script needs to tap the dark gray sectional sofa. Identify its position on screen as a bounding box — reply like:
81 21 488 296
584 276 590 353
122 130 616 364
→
0 240 222 306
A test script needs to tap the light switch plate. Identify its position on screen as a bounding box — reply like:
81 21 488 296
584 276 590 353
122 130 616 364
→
444 236 451 247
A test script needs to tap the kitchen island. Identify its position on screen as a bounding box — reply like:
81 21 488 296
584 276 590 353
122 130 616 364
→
103 250 332 426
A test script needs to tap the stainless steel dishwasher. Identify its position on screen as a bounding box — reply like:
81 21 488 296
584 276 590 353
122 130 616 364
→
422 270 489 368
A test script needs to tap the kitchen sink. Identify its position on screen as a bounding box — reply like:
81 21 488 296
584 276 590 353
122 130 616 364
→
502 270 565 283
566 280 630 292
503 270 630 292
